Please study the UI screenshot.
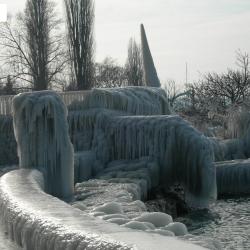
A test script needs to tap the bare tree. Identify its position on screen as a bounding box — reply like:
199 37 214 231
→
202 51 250 108
64 0 95 90
0 0 65 90
94 57 127 88
125 38 144 86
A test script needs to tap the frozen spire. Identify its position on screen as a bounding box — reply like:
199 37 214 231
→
140 24 161 88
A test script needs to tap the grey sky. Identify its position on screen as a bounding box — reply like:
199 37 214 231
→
1 0 250 85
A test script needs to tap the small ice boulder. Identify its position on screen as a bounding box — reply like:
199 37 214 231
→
107 218 130 225
102 214 128 220
90 212 106 217
92 202 123 214
123 221 151 231
133 212 173 227
164 222 188 236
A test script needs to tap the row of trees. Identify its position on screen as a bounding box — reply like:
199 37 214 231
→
0 0 144 94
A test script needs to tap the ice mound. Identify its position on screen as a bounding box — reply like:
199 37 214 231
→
12 91 74 199
93 202 124 214
164 222 188 236
133 212 173 228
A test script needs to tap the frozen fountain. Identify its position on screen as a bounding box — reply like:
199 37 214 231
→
0 89 212 249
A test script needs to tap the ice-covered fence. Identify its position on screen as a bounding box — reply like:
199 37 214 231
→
0 169 206 250
0 95 13 115
68 87 170 115
0 90 91 115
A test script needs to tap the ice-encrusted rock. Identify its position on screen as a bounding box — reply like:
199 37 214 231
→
140 24 161 87
164 222 188 236
133 212 173 228
12 91 74 199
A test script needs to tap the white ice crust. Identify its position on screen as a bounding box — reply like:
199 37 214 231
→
0 169 207 250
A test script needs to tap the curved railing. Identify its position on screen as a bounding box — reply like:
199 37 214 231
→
0 169 206 250
0 90 91 115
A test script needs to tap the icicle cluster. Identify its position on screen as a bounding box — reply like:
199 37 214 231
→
93 115 216 207
66 87 216 207
12 91 74 199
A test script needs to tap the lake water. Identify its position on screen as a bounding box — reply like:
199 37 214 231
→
185 198 250 249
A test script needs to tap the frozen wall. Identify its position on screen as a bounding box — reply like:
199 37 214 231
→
12 91 74 199
140 24 161 88
0 169 207 250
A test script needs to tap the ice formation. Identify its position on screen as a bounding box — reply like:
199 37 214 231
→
68 87 170 115
12 91 74 199
140 24 161 87
216 159 250 196
66 87 217 207
0 169 207 250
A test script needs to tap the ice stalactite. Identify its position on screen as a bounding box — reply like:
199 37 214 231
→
140 24 161 88
12 91 74 199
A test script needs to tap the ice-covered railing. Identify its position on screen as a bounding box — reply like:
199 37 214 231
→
68 87 170 115
0 169 206 250
0 95 13 115
0 90 91 115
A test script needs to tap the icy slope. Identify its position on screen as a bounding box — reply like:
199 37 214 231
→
0 169 207 250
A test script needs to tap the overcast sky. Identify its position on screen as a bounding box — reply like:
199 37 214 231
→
1 0 250 85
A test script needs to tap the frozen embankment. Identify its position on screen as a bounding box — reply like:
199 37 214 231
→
0 169 206 250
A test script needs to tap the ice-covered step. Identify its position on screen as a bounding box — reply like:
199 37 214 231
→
216 159 250 196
